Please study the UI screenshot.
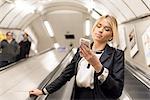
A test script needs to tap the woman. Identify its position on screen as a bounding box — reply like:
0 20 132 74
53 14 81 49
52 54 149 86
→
29 15 124 100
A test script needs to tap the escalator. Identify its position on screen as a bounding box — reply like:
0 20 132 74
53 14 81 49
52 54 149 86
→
1 47 149 100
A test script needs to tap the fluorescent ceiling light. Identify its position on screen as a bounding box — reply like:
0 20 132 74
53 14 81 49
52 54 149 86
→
85 19 90 36
44 21 54 37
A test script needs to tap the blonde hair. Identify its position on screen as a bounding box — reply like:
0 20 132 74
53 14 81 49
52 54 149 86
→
92 15 118 44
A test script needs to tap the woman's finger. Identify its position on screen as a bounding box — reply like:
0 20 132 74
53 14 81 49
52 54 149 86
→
80 44 89 57
80 44 94 60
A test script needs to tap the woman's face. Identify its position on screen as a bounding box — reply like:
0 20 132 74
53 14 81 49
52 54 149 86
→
92 18 113 43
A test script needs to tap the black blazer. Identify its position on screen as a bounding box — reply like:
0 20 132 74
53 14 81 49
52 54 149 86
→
46 44 124 100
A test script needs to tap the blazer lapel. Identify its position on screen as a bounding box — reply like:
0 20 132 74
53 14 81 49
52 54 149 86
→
100 44 114 64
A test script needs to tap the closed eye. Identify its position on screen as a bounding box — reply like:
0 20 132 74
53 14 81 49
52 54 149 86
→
104 26 112 32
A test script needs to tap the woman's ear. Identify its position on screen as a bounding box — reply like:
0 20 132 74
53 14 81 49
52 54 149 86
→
108 32 113 41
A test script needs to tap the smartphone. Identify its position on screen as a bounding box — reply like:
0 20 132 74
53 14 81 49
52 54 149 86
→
80 38 90 48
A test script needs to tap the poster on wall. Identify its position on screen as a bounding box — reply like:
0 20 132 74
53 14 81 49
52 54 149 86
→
142 25 150 66
128 25 138 58
118 26 126 51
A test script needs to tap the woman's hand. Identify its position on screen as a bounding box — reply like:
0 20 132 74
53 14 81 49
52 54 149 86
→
79 44 103 73
29 89 43 96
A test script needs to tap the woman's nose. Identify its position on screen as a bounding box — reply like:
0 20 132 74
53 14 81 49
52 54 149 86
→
99 27 103 33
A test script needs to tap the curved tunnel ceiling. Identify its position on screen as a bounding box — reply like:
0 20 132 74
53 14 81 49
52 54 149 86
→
0 0 150 29
18 1 89 29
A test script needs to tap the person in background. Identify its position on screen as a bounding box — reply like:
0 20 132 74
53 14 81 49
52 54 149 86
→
0 32 20 67
29 15 124 100
17 32 31 60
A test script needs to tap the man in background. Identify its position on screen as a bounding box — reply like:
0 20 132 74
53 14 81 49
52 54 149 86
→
0 32 20 67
